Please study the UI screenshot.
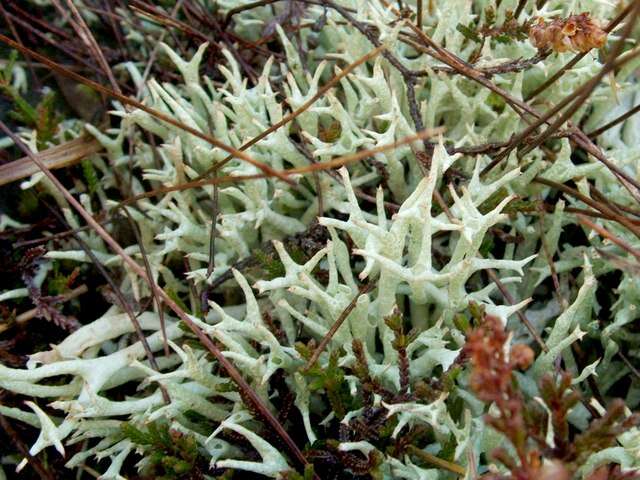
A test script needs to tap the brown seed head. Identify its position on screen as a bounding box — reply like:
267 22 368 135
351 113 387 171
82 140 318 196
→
529 13 607 53
510 343 535 370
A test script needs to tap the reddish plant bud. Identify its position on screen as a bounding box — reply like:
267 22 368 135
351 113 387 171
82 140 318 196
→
510 344 534 370
529 13 607 53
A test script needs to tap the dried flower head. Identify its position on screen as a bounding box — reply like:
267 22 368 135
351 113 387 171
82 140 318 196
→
529 13 607 53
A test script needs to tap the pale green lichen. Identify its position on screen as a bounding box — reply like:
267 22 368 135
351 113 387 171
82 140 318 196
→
1 0 640 478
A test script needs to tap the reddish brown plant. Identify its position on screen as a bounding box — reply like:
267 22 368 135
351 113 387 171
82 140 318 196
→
464 314 540 478
529 13 607 53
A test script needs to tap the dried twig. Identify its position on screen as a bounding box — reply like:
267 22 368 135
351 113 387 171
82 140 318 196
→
134 0 186 100
618 350 640 381
577 214 640 262
119 206 169 357
588 102 640 138
514 0 528 18
411 50 550 77
53 0 122 93
486 268 546 351
536 202 567 309
534 176 640 240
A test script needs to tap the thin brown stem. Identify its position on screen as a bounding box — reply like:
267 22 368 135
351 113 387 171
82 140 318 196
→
536 202 567 309
588 102 640 138
303 283 373 372
119 206 169 358
534 177 640 240
135 0 186 100
0 2 40 90
618 351 640 380
514 0 528 18
486 268 547 352
53 0 122 94
577 214 640 262
407 445 466 476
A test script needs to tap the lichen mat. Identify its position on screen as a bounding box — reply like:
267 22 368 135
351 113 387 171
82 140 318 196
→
0 1 639 479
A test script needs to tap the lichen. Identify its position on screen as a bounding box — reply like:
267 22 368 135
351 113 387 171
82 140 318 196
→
1 1 640 479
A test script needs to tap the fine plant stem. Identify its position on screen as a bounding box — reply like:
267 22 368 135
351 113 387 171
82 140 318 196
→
303 283 374 371
407 445 466 476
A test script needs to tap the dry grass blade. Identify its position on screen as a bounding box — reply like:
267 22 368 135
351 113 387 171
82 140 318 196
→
56 0 122 93
0 122 315 477
135 0 186 100
0 2 39 90
0 33 292 185
407 445 466 476
0 136 102 187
